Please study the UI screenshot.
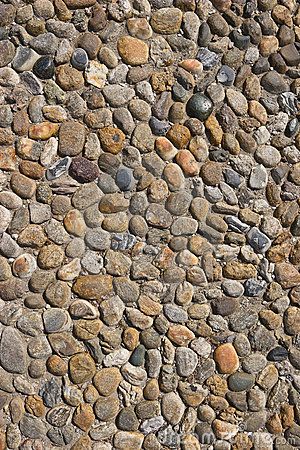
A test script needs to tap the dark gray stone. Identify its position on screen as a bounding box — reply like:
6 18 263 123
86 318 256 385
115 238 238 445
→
186 93 213 121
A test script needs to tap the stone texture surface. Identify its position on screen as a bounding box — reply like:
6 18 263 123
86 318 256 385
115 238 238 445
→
0 1 299 448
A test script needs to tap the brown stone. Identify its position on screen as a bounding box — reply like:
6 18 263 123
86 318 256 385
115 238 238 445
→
56 65 84 91
72 275 113 301
167 325 195 346
64 0 96 7
274 263 300 288
10 172 36 199
175 150 199 176
205 115 223 145
280 404 294 428
25 395 45 417
18 224 47 248
266 413 283 434
72 403 95 432
117 36 149 66
151 70 175 92
19 161 45 179
13 109 29 136
0 129 14 145
99 193 129 213
71 435 92 450
201 161 222 186
69 353 96 384
0 146 16 171
123 328 139 350
167 124 191 148
38 244 64 269
59 121 86 157
46 355 68 376
214 343 239 374
28 122 59 140
98 127 125 154
93 368 122 396
53 0 72 21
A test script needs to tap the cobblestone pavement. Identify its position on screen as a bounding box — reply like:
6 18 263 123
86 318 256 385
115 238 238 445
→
0 0 299 449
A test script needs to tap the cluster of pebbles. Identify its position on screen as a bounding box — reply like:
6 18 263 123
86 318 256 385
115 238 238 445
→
0 0 300 448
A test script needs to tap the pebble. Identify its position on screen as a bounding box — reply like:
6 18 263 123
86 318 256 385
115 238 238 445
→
33 56 54 79
71 48 88 71
186 93 213 121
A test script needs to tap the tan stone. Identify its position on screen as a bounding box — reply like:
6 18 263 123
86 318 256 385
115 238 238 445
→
167 124 191 148
213 419 238 440
223 261 256 280
267 413 283 434
99 193 129 213
70 435 92 450
56 65 84 91
163 163 185 191
127 18 152 40
94 393 119 421
214 343 239 374
280 404 294 428
98 127 125 154
72 275 113 301
118 36 149 66
274 262 300 288
72 403 95 432
46 355 68 376
155 136 177 160
272 5 293 26
205 115 223 145
69 352 96 384
38 244 64 269
151 7 183 34
64 209 86 237
18 224 47 248
167 324 195 346
0 146 16 171
73 319 102 340
256 364 278 390
123 327 139 350
248 100 267 124
25 395 45 417
93 367 122 396
151 70 175 92
284 306 300 335
138 295 163 316
259 36 279 57
175 150 199 176
28 122 59 140
179 59 203 74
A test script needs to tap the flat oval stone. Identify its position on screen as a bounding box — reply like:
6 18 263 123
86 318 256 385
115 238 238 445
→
33 56 55 79
0 327 27 374
71 48 88 71
267 346 288 362
186 93 213 121
115 167 133 191
228 372 255 391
